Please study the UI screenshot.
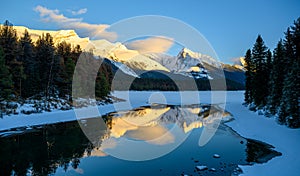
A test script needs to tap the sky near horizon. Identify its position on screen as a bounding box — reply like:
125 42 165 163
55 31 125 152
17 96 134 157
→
1 0 300 64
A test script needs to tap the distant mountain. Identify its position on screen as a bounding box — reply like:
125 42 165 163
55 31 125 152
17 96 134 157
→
14 26 245 87
14 26 90 48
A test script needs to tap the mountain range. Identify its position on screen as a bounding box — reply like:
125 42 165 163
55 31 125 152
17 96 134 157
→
14 26 245 89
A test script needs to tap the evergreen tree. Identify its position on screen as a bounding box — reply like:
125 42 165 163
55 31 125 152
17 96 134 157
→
0 48 13 99
278 18 300 127
265 49 272 109
291 18 300 59
63 57 75 97
279 61 300 127
267 40 285 115
70 45 82 63
35 33 55 98
0 20 18 66
266 49 272 73
283 28 295 66
0 20 111 103
95 72 110 99
19 29 39 98
244 49 253 104
251 35 269 108
55 41 73 97
0 20 24 96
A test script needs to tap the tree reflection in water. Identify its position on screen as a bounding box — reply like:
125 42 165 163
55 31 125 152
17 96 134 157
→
0 104 281 176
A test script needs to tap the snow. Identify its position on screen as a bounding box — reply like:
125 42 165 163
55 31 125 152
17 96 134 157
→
109 60 140 78
13 26 243 80
14 26 90 49
196 165 208 171
213 154 220 158
223 92 300 176
209 168 216 172
147 51 214 74
0 91 299 175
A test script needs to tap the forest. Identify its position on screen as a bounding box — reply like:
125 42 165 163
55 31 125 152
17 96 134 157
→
244 18 300 128
0 21 111 101
0 19 244 116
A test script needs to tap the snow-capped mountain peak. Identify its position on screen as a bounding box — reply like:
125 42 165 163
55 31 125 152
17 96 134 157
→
12 26 244 81
178 48 202 59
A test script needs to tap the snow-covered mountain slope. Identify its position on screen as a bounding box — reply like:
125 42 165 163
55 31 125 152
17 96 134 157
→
14 26 90 48
232 57 246 71
92 41 170 72
13 26 169 72
146 48 222 79
13 26 244 83
105 59 140 78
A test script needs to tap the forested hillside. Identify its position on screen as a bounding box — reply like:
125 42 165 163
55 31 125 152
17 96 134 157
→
0 20 112 101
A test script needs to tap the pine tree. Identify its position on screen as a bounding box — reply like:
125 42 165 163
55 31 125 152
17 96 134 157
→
0 20 23 96
277 18 300 127
244 18 300 128
0 48 13 99
283 28 295 66
279 61 300 127
55 41 73 97
251 35 269 108
0 20 18 66
267 40 285 115
95 72 109 99
70 45 82 63
64 57 75 96
36 33 55 98
265 49 272 104
244 49 253 104
291 18 300 59
266 49 272 73
19 29 39 98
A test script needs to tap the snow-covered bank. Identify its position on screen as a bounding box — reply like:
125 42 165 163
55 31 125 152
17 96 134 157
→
224 91 300 176
0 91 222 132
0 91 299 175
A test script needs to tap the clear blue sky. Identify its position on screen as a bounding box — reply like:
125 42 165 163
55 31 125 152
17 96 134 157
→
1 0 300 63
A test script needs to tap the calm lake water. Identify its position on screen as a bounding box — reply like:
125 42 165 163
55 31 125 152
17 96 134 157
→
0 104 281 176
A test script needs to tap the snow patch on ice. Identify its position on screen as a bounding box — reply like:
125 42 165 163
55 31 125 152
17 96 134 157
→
196 165 208 171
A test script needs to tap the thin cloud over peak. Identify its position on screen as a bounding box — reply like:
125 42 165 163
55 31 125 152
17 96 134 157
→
126 36 174 54
34 5 117 41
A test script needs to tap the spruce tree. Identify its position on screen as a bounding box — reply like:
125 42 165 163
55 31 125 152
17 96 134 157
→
267 40 285 115
0 20 18 66
19 29 39 98
244 49 253 104
265 49 272 103
278 18 300 127
35 33 55 98
291 18 300 58
0 48 13 99
95 72 109 99
64 57 75 96
55 41 72 97
0 20 23 96
251 35 269 108
279 61 300 127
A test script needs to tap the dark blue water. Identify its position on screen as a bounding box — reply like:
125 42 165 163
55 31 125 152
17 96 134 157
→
0 105 281 176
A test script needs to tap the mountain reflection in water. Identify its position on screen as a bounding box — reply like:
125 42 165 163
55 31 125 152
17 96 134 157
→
0 104 281 176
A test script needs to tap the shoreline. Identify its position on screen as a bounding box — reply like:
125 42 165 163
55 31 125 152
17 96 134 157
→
0 91 228 132
1 91 299 176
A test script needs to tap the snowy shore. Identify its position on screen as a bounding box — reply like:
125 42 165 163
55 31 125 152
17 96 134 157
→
224 92 300 176
0 91 299 175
